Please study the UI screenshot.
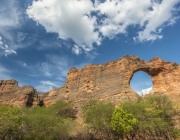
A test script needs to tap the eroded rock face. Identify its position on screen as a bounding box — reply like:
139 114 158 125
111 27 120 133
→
0 80 39 106
40 56 180 105
0 56 180 106
0 80 18 92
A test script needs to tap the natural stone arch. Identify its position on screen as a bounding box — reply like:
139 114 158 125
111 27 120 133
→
1 55 180 106
129 66 163 88
129 69 153 96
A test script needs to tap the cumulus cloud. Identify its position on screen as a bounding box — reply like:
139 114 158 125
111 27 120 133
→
97 0 180 41
134 0 180 42
27 0 101 54
27 0 180 53
97 0 152 38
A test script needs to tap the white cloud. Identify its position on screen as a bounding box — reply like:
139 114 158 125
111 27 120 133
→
41 81 59 87
137 87 152 96
72 45 81 55
5 49 17 57
0 36 17 56
35 80 61 92
97 0 180 41
135 0 180 42
27 0 101 54
27 0 180 52
0 0 25 56
97 0 152 38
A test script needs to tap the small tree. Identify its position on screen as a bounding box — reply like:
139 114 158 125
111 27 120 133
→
22 101 76 139
121 95 180 139
83 100 115 131
82 100 116 139
111 107 137 136
0 105 23 139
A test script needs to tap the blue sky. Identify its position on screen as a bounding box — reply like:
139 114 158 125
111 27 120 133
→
0 0 180 93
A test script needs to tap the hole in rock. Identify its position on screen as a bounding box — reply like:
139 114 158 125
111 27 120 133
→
130 71 153 96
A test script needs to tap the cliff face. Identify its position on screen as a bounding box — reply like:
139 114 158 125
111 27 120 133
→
0 56 180 106
0 80 18 92
0 80 40 106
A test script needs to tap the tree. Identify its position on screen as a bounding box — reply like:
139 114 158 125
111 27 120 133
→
83 100 115 131
0 105 23 139
110 107 137 137
22 100 76 139
82 100 116 139
121 95 180 139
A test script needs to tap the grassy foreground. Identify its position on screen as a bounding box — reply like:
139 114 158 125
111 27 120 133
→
0 95 180 140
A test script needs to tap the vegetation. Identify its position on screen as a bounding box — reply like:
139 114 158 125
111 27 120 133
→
22 107 75 139
82 100 114 131
81 100 116 139
111 107 137 136
0 101 76 140
0 95 179 140
0 105 23 139
121 95 180 139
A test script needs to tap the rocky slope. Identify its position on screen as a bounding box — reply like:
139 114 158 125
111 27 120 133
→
0 56 180 106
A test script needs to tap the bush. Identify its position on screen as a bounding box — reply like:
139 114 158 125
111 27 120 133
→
50 100 77 118
82 100 115 131
121 95 180 139
0 105 23 139
22 101 76 139
111 107 137 136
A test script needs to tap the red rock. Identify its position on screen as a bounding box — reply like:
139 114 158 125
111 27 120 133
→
0 56 180 106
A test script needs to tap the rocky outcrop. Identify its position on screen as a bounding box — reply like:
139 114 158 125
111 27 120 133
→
0 56 180 106
40 56 180 105
0 80 18 92
0 80 40 106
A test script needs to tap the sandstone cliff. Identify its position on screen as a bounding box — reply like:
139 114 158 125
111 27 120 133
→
0 80 41 106
0 56 180 106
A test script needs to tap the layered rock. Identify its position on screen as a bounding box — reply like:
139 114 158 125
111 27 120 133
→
0 80 18 92
0 56 180 106
0 80 40 106
40 56 180 105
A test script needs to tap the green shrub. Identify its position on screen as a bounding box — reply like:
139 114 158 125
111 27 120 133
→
82 100 115 131
121 95 179 139
111 107 137 135
50 100 77 118
22 101 76 139
0 104 23 139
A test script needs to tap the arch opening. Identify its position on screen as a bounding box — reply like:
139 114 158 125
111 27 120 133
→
130 71 153 96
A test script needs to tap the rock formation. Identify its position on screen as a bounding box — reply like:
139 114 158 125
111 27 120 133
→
0 80 41 106
0 55 180 107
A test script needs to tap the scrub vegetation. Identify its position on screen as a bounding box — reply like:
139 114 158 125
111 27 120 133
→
0 95 180 140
